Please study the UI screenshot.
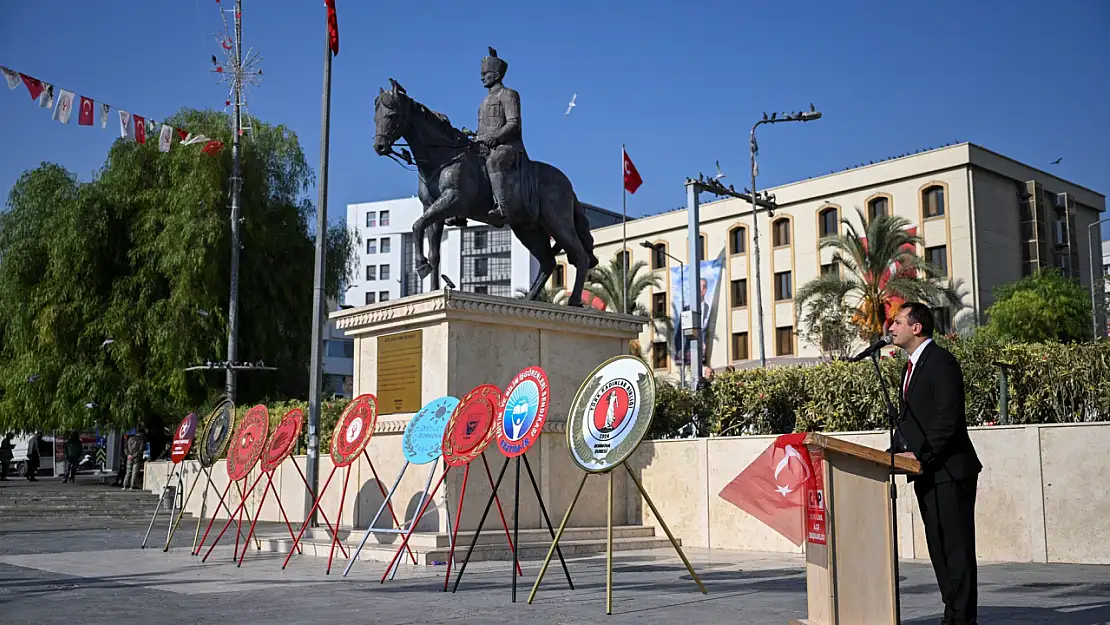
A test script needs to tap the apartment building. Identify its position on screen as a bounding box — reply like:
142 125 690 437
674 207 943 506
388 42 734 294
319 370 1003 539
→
557 143 1105 373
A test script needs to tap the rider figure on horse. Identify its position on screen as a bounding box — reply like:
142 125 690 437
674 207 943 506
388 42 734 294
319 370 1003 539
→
475 47 538 225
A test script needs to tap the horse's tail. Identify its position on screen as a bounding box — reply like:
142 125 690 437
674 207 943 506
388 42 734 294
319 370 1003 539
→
573 195 599 269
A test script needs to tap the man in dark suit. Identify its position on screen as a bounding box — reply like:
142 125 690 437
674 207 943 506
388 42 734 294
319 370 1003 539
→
889 302 982 625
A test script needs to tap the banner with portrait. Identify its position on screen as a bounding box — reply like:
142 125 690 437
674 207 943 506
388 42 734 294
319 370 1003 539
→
669 249 725 368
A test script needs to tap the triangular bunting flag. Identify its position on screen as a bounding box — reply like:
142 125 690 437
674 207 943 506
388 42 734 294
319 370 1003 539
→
0 66 20 90
19 74 43 100
52 89 76 124
101 103 110 129
159 124 173 152
133 114 146 144
118 109 131 139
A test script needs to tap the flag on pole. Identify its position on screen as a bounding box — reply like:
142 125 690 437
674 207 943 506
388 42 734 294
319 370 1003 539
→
77 96 94 126
159 124 173 152
325 0 339 56
39 82 54 108
118 109 131 138
133 114 146 144
0 66 20 90
718 433 813 545
623 148 642 194
52 89 76 124
100 103 110 129
19 74 43 100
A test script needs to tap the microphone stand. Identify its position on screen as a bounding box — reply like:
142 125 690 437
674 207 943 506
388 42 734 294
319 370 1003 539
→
869 350 902 624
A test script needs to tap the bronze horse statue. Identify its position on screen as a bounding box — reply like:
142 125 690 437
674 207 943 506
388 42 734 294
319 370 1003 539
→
371 79 598 306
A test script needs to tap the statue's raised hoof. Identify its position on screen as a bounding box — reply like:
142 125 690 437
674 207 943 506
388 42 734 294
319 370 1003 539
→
417 263 433 279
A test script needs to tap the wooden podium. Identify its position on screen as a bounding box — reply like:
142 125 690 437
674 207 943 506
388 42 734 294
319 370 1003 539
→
789 433 921 625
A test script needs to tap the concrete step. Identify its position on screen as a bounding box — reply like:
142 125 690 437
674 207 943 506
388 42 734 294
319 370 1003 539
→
253 525 678 564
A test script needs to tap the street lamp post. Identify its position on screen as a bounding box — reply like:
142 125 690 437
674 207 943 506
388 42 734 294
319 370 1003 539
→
749 106 822 367
642 241 687 387
1089 217 1110 339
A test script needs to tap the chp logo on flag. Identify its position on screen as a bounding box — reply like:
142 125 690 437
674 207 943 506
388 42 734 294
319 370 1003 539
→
567 355 656 473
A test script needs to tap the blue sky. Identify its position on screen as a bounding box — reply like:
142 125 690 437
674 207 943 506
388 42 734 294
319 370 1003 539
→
2 0 1108 237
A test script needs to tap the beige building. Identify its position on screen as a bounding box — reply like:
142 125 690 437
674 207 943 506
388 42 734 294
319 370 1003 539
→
553 143 1106 372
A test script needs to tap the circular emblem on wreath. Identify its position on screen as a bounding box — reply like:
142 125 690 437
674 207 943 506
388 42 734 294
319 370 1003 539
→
403 396 458 465
567 356 656 473
442 385 501 468
261 408 304 472
170 412 199 464
226 404 269 481
199 399 235 468
330 394 378 468
496 366 550 458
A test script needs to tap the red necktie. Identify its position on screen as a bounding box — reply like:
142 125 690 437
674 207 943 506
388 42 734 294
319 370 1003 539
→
903 361 913 398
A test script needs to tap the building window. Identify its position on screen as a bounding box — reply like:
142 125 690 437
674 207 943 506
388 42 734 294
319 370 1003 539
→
619 250 631 270
923 186 945 218
732 332 749 360
365 292 376 305
474 285 488 294
366 212 376 228
380 264 391 280
821 262 839 278
730 279 748 308
366 239 377 254
925 245 948 277
327 340 355 359
553 265 566 289
774 271 793 301
379 291 390 302
729 227 746 255
474 229 487 249
652 342 668 369
868 197 889 221
652 292 667 318
821 207 834 237
474 257 488 278
776 326 794 356
698 234 707 261
772 218 791 247
650 243 667 270
379 210 391 226
380 237 391 253
366 265 376 281
931 306 952 334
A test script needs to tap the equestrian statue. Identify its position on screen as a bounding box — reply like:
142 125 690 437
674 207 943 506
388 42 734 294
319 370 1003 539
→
371 47 598 307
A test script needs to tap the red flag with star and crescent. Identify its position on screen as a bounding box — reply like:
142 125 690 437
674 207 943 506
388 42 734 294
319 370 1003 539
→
325 0 339 56
78 96 94 126
623 148 642 194
718 433 813 545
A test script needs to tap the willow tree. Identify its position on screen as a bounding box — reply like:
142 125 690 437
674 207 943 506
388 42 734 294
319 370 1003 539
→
795 207 964 342
0 109 356 433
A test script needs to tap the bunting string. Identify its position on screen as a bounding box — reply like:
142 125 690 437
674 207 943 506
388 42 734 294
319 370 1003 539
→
0 63 224 156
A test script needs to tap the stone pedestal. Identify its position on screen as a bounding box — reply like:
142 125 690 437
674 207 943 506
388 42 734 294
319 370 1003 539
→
330 289 646 537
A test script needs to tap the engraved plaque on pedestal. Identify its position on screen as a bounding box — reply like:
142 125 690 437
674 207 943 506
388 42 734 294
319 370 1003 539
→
376 329 423 415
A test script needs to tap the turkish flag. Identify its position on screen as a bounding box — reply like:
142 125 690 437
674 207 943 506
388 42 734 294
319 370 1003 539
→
325 0 339 56
133 114 146 144
202 140 225 155
718 433 813 545
78 96 95 126
623 149 642 194
19 74 43 101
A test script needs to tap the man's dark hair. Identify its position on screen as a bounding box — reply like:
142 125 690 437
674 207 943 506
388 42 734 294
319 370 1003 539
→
902 302 935 337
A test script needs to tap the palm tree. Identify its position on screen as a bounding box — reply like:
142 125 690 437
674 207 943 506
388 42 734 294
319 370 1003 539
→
795 207 965 341
514 286 567 304
585 252 673 338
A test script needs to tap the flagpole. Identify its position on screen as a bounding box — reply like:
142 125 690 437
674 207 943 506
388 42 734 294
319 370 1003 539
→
305 8 334 527
225 0 244 403
621 144 628 315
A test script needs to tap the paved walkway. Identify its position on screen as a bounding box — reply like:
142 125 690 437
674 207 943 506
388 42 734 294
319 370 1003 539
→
1 518 1108 624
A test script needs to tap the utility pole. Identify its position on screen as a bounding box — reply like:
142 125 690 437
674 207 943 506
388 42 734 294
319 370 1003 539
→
306 2 338 526
749 106 822 367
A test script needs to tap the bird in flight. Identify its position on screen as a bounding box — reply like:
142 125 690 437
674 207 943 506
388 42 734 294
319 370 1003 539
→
564 93 576 117
101 339 114 348
1050 157 1062 165
714 161 726 180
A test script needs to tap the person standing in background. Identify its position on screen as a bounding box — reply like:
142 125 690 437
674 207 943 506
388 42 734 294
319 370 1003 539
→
63 431 82 483
122 428 147 490
25 432 41 481
0 433 14 480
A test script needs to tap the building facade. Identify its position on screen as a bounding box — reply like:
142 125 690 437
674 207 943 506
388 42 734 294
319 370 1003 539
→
556 143 1106 374
344 197 623 305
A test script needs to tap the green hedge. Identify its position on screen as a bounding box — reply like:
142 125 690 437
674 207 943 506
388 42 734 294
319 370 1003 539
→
655 333 1110 437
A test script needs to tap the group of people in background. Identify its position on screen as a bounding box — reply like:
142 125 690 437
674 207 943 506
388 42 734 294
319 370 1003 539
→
0 428 148 487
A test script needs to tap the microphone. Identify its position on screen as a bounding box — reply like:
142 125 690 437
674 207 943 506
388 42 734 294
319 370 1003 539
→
849 336 892 362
